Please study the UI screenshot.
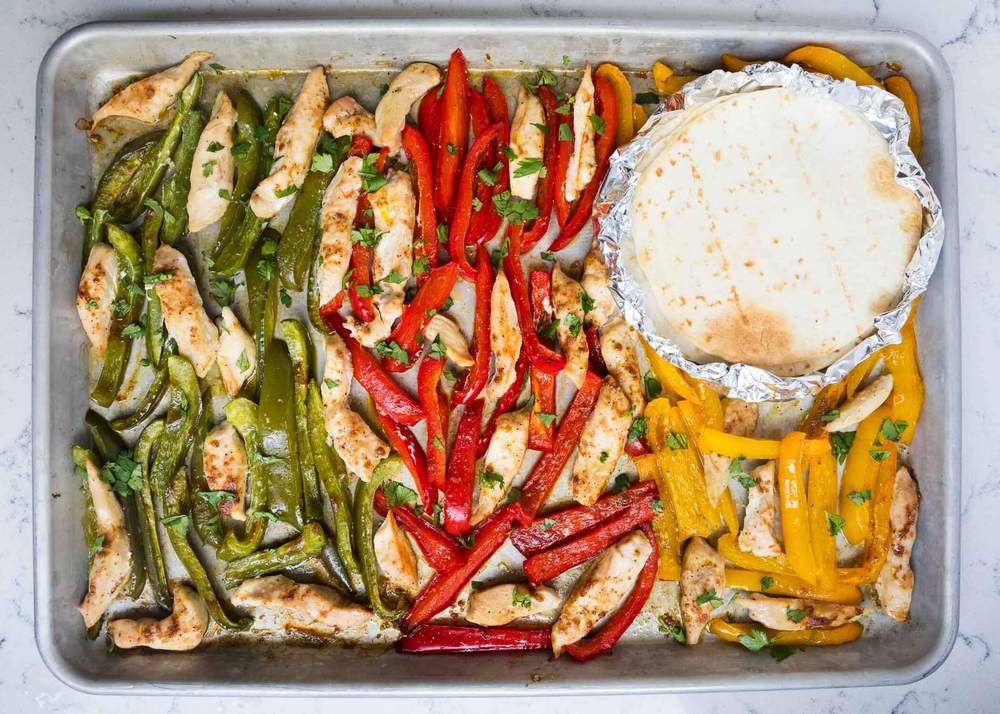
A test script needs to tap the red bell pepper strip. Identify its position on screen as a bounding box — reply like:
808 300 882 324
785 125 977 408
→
451 249 493 405
468 86 490 138
503 225 566 375
418 90 441 168
552 110 573 228
584 324 608 376
321 307 425 426
527 268 556 451
511 480 659 556
401 125 439 287
398 624 551 654
443 399 484 536
521 86 559 253
382 262 458 372
374 405 434 512
348 240 376 324
434 49 469 220
522 497 656 584
564 524 658 661
476 351 528 458
515 370 604 523
373 491 466 573
549 76 619 252
350 134 374 157
405 505 516 628
465 84 502 246
418 352 448 491
480 77 510 243
624 439 650 458
448 122 503 282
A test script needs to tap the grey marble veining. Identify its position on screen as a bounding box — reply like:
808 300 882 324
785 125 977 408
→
5 0 997 711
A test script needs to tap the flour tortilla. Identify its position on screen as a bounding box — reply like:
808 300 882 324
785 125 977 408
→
630 87 922 369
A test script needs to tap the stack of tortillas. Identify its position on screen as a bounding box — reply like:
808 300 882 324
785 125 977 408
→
630 87 922 375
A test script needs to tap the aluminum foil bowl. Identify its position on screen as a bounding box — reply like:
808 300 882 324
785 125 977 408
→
594 62 944 402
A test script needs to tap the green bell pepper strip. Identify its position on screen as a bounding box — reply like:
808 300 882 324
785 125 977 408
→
218 89 263 235
258 339 304 528
211 202 265 276
318 541 353 596
148 356 202 492
138 202 166 365
259 95 291 178
243 233 279 396
133 419 171 607
354 456 405 620
84 409 126 459
108 338 176 432
306 382 362 592
216 397 269 561
189 389 222 548
222 521 326 588
111 73 204 223
91 225 144 407
159 108 205 245
281 319 323 522
72 445 107 638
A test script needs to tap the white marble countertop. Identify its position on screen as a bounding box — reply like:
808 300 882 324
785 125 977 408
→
5 0 996 711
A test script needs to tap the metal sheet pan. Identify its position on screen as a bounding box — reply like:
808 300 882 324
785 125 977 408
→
32 17 961 696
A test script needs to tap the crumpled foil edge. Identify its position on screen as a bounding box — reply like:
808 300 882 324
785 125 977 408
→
594 62 944 402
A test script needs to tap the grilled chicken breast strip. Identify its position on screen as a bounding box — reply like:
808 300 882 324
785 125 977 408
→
738 593 865 631
422 314 474 367
471 409 530 525
152 245 220 378
737 461 783 558
232 575 375 636
323 96 377 141
467 584 560 626
581 244 617 328
318 156 364 307
216 307 256 397
824 374 894 432
187 92 237 232
508 86 546 200
679 536 725 645
482 272 522 404
565 64 597 202
108 582 209 651
599 319 644 414
571 377 631 506
876 466 919 621
76 244 119 355
374 62 442 154
202 421 249 520
551 263 589 390
374 511 420 598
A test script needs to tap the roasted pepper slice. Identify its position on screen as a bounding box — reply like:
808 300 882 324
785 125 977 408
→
449 122 503 282
148 356 201 496
783 45 880 86
375 405 434 513
884 75 922 156
635 452 682 580
435 49 470 220
215 89 263 240
282 319 323 522
594 63 634 146
882 305 924 445
374 489 466 572
807 449 839 590
401 124 439 286
527 268 557 451
258 338 304 529
383 262 458 372
520 86 559 253
354 456 405 620
133 419 170 606
708 618 863 648
697 427 832 460
159 107 205 245
444 399 484 536
724 568 862 605
222 521 327 588
244 231 280 397
418 90 441 169
777 431 818 585
399 625 551 654
217 398 269 561
418 351 449 491
839 404 891 545
451 249 493 405
476 352 528 457
189 391 222 549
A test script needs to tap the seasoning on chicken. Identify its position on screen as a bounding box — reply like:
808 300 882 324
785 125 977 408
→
565 64 597 202
317 155 363 308
737 461 783 558
216 307 256 397
91 51 213 132
824 374 894 432
471 410 530 524
570 377 631 506
481 272 522 404
551 529 652 657
250 66 330 219
508 86 546 200
76 243 119 355
466 583 560 626
703 399 759 507
320 332 353 405
232 574 375 636
724 398 759 436
152 244 220 378
374 511 419 598
581 244 617 328
374 62 443 154
345 169 416 347
599 319 644 414
78 454 132 629
737 593 865 631
202 421 249 521
323 96 376 141
876 466 919 621
422 313 474 368
108 582 209 651
551 263 589 390
187 92 237 232
679 536 725 646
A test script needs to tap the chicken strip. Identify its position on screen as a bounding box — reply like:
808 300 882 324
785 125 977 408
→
91 51 213 131
152 245 220 378
724 398 759 436
471 410 530 525
551 530 651 657
232 575 375 636
374 62 442 153
78 455 132 628
320 332 353 405
876 466 919 621
565 64 597 202
76 244 119 355
467 583 560 626
202 420 249 521
679 537 725 646
187 92 237 232
318 155 363 307
422 313 474 367
738 593 865 631
216 307 256 397
108 582 209 651
481 272 522 403
250 66 329 219
600 319 644 414
581 244 617 328
323 96 376 141
737 461 783 558
508 86 546 200
325 405 391 482
374 511 419 598
824 374 894 432
571 377 631 506
703 399 759 507
551 263 589 390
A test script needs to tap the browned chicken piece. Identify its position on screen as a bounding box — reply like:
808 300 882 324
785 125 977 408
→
823 374 894 432
152 244 220 378
737 461 783 558
323 96 376 141
202 421 249 520
508 86 547 200
570 377 631 506
422 314 474 367
318 156 363 307
876 466 919 621
76 244 118 355
187 91 237 232
703 399 759 507
737 593 865 631
108 582 209 651
471 410 530 525
680 536 725 645
551 263 589 390
482 272 522 404
232 575 375 636
581 244 617 328
374 511 419 598
466 584 561 626
724 398 759 436
600 319 644 414
374 62 442 153
216 307 256 397
565 64 597 202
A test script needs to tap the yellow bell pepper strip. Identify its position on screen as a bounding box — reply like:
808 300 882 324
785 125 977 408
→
777 431 818 584
652 61 674 92
697 385 724 429
677 399 739 534
635 454 682 580
807 450 839 590
783 46 880 86
595 63 633 146
882 306 924 445
720 54 760 71
800 382 847 438
669 405 721 530
724 568 863 605
697 428 831 460
839 405 891 544
718 532 794 575
884 75 923 156
632 103 647 134
708 618 863 648
642 339 701 403
852 447 899 584
845 351 881 399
